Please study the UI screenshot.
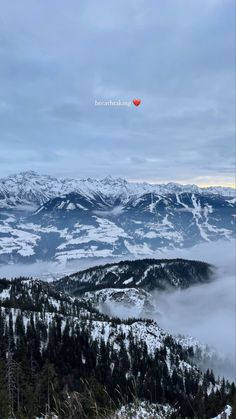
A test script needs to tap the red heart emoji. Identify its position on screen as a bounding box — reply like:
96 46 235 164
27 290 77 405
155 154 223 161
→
133 99 141 107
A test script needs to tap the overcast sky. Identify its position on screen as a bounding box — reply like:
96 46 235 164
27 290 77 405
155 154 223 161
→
0 0 235 186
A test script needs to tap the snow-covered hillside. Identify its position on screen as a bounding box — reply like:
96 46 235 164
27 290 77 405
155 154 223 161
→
54 259 235 382
83 287 156 317
0 276 198 368
0 272 234 419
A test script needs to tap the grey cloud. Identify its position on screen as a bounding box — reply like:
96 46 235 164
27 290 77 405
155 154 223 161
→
44 103 82 122
0 0 235 185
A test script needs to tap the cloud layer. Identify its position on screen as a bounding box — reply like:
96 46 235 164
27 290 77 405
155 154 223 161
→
0 0 235 185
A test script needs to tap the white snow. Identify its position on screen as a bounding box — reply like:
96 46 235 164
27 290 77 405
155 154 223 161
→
84 287 154 316
212 404 232 419
114 402 175 419
0 171 235 210
0 172 235 263
0 224 40 256
0 287 10 299
123 277 133 285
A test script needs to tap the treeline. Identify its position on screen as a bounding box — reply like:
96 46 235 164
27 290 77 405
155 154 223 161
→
54 258 212 296
0 277 104 320
0 307 235 419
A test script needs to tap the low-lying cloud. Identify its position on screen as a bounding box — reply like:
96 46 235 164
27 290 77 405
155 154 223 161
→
154 273 235 361
152 241 236 379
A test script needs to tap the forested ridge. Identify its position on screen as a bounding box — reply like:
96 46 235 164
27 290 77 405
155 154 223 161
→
54 258 213 295
0 277 235 418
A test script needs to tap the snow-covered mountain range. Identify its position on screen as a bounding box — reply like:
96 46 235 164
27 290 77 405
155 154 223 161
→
0 171 235 209
0 171 235 264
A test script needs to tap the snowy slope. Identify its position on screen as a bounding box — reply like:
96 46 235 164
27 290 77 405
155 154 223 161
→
5 277 221 418
0 277 199 371
83 287 156 317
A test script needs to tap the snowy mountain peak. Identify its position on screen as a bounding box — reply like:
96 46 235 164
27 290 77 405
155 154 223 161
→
0 171 235 209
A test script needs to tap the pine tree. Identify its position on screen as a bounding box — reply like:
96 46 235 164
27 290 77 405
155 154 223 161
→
230 390 236 418
0 358 9 419
37 361 58 415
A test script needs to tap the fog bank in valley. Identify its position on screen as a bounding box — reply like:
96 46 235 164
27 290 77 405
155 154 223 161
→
152 241 236 379
154 240 236 353
154 273 235 361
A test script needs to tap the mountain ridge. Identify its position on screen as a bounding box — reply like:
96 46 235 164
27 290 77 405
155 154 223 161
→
54 258 213 295
0 171 235 209
0 266 234 418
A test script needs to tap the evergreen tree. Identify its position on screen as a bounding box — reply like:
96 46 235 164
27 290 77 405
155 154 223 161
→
0 358 9 419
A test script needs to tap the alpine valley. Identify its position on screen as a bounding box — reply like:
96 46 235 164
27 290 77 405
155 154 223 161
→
0 171 235 264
